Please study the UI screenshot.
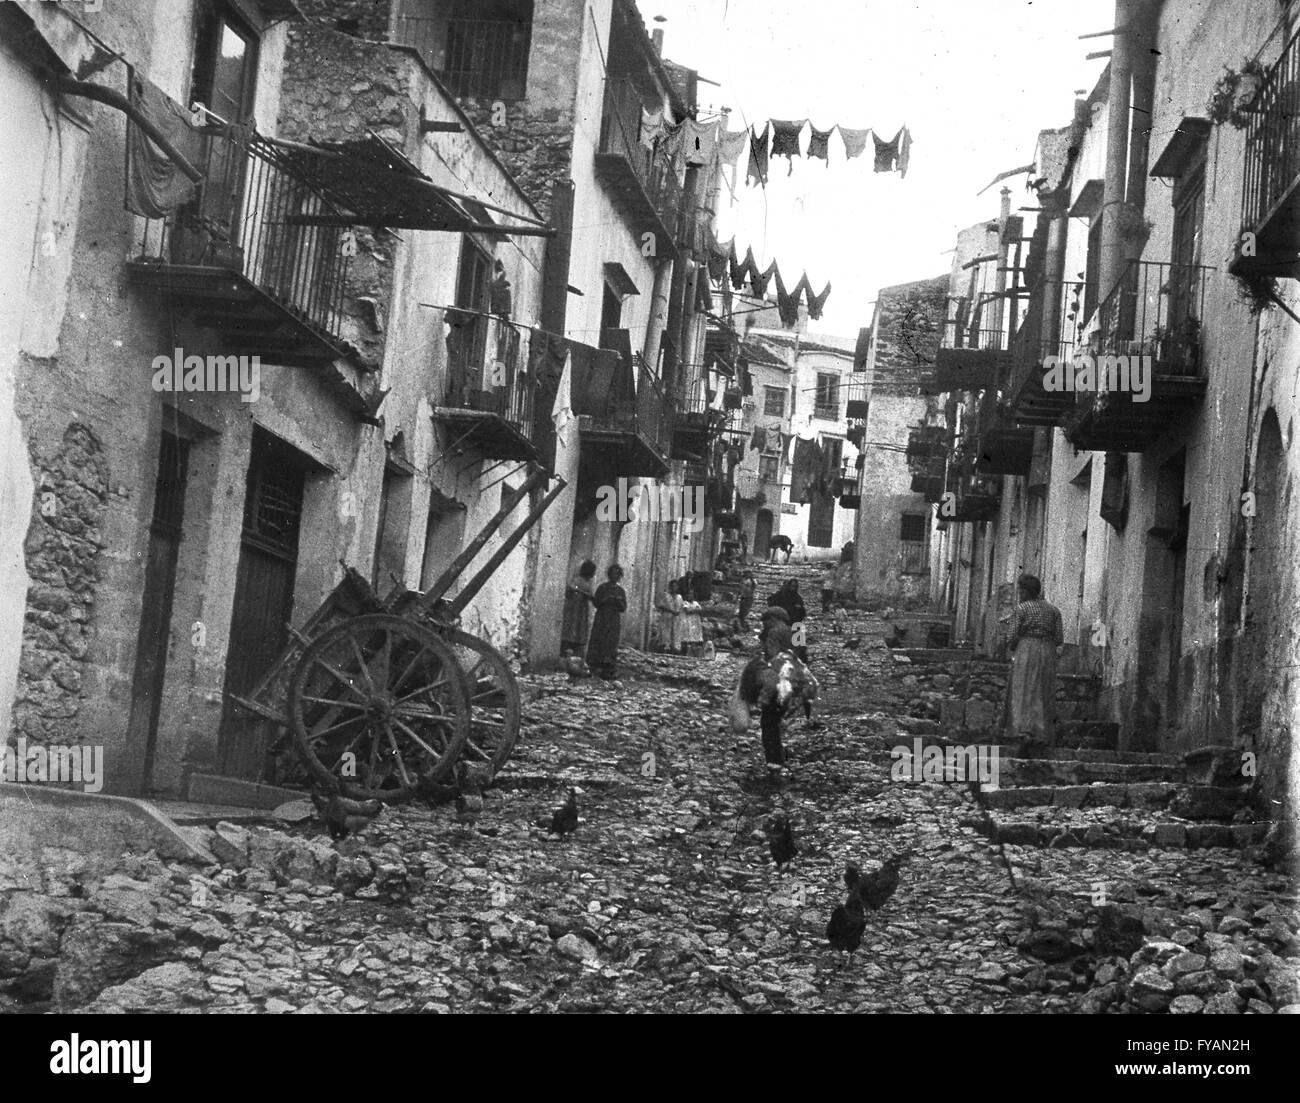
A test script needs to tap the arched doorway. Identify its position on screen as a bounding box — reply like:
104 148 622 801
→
753 509 773 561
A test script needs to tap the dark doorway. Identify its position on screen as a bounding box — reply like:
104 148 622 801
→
126 431 190 794
218 428 308 779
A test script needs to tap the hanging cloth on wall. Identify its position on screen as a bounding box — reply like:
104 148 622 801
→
695 276 713 313
807 124 835 163
749 426 768 452
791 437 824 500
640 107 665 151
719 128 748 167
746 122 770 187
124 68 206 217
659 120 687 170
838 126 871 160
769 119 805 174
874 127 903 172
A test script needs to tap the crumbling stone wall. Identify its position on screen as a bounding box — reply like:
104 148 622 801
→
457 99 572 219
12 423 108 745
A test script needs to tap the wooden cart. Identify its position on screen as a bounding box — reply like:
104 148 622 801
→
231 468 565 803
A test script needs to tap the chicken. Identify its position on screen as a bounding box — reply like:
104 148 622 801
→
854 852 911 911
310 788 383 841
843 861 863 894
765 813 797 868
562 652 590 680
454 761 489 831
826 894 866 965
549 787 579 835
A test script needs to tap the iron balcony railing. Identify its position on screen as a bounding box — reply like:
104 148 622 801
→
442 308 535 437
1240 27 1300 242
1089 258 1213 381
392 15 532 100
1007 278 1086 409
635 358 673 458
598 77 683 239
136 126 352 345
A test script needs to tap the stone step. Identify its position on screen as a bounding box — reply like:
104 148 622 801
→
1036 746 1182 765
983 781 1181 811
996 756 1185 786
965 811 1269 850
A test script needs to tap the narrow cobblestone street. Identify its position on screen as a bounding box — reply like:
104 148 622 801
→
5 564 1295 1015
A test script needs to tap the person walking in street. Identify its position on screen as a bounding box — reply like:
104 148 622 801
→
586 564 628 680
655 579 684 653
820 562 838 615
561 559 597 655
737 571 757 629
768 579 808 663
1006 573 1063 750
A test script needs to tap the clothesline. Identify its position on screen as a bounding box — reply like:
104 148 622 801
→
741 121 913 185
706 238 832 324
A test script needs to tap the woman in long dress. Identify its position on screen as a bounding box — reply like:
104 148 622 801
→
1006 573 1064 748
679 584 705 655
561 560 597 655
655 579 683 653
586 564 627 679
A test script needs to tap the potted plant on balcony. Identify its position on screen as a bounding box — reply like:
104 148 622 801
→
1206 58 1267 129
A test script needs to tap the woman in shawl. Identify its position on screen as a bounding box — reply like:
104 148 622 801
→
679 583 705 656
586 564 628 679
1005 573 1064 749
561 560 597 656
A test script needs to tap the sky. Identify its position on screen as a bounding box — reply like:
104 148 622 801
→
647 0 1116 338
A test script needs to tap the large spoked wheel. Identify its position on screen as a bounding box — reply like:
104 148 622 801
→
288 613 471 802
442 628 522 778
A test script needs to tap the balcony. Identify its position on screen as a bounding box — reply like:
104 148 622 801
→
432 309 540 463
575 331 672 477
1007 280 1087 425
907 425 949 503
1063 259 1212 453
392 15 532 101
947 466 1001 523
973 392 1033 476
595 78 682 259
1231 28 1300 279
930 306 1010 393
671 375 724 462
128 127 357 369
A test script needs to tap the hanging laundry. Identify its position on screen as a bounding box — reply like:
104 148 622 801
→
839 126 871 160
738 360 753 396
125 69 207 218
807 124 834 163
640 106 665 151
807 281 832 321
749 427 768 452
874 127 903 173
685 118 719 167
746 123 770 187
729 244 747 290
770 119 805 174
719 128 748 168
791 437 824 500
695 276 713 314
898 126 912 177
708 238 733 284
659 120 687 169
753 260 777 297
774 268 801 327
792 272 815 309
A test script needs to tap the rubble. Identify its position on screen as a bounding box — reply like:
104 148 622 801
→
0 592 1294 1014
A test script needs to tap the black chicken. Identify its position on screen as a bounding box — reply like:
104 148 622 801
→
766 813 797 868
826 894 866 965
854 852 911 911
549 787 579 835
843 861 863 894
311 789 383 841
454 761 489 832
